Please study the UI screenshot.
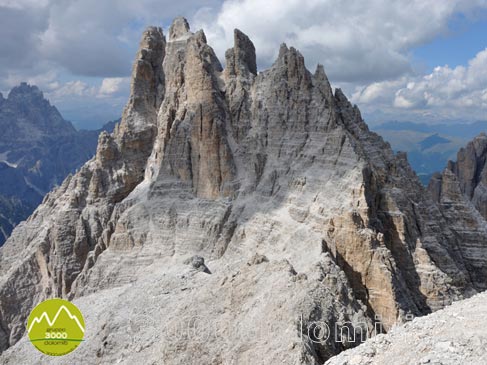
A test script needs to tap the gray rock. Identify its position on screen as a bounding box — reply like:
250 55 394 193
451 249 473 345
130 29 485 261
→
225 29 257 76
247 253 269 266
0 17 486 365
168 16 190 41
325 291 487 365
428 133 487 289
184 255 211 273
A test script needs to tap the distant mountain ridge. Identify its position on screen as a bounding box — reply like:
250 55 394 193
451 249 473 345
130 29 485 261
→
418 133 451 151
372 120 487 185
375 120 487 138
0 83 117 245
0 83 75 143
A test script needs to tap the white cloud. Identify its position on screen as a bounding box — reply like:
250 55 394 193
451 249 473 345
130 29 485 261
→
0 0 220 127
0 0 48 9
3 69 57 90
0 0 221 80
352 48 487 122
2 0 487 126
194 0 487 83
42 80 128 129
47 81 97 100
98 77 129 97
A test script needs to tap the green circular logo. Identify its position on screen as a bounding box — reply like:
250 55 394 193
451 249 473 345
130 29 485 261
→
26 298 85 356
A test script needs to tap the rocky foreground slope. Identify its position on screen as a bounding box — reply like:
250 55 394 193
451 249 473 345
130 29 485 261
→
0 18 486 364
325 291 487 365
0 84 116 245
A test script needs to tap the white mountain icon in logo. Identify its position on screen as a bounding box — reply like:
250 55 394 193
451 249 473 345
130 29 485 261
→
27 305 85 333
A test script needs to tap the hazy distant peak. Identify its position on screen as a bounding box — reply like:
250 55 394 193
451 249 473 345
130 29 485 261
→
419 133 451 151
7 82 44 102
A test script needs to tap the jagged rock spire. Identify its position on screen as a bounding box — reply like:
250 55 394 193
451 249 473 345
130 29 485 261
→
454 133 487 202
429 132 487 222
272 43 311 89
225 29 257 76
314 64 334 105
1 17 487 365
147 17 234 199
427 133 487 289
128 26 165 114
168 16 190 40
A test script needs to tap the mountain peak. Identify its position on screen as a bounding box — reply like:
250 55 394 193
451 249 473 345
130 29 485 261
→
7 82 44 102
168 16 190 41
472 131 487 147
234 29 257 75
1 17 487 364
0 83 76 144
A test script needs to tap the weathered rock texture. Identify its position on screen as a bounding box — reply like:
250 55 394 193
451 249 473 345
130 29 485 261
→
0 18 486 364
429 133 487 218
0 83 116 245
428 133 487 290
325 291 487 365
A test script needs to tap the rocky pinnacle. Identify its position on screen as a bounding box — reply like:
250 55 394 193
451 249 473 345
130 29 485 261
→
0 18 486 364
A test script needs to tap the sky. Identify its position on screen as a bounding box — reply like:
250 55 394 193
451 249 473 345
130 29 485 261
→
1 0 487 129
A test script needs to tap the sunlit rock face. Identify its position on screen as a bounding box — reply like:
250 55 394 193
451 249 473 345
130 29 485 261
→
0 17 486 364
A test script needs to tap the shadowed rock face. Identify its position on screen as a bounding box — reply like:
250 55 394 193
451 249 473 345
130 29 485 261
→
0 18 486 364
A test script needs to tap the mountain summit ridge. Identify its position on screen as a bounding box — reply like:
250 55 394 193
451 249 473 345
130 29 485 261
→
1 82 76 142
0 18 486 364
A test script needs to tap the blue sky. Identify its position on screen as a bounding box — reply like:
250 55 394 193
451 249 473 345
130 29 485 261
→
413 13 487 72
1 0 487 128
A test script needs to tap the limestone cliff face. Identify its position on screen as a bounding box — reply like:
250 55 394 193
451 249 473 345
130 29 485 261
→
454 133 487 217
0 18 486 364
428 133 487 290
429 133 487 220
